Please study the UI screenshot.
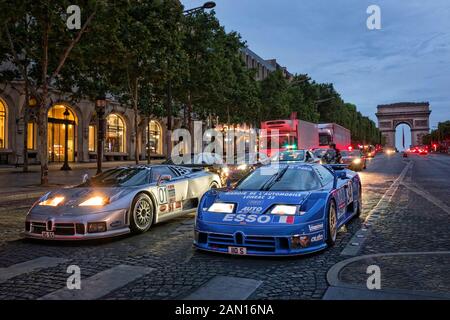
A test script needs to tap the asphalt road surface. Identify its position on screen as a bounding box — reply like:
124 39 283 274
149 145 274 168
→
0 153 449 300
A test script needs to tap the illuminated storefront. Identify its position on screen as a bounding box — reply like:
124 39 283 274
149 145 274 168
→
0 84 171 164
145 120 163 155
88 125 96 152
106 114 126 153
0 99 6 149
27 122 37 150
47 105 77 162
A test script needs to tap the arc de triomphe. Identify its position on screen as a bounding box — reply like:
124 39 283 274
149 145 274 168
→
376 102 431 148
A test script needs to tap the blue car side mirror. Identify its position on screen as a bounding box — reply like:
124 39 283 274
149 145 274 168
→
336 171 348 179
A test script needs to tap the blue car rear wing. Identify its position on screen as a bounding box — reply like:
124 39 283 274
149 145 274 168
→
324 164 349 171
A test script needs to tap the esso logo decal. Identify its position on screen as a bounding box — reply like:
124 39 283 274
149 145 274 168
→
222 214 271 224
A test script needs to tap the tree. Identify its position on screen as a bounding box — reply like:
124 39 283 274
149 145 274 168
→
111 0 184 164
2 1 98 185
259 70 291 121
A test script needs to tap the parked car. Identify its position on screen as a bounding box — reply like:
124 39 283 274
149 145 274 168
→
194 163 362 256
24 165 221 240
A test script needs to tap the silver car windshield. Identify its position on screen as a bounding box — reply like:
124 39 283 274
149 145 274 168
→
82 168 149 187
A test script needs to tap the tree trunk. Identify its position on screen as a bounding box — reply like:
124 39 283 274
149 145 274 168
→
133 79 139 165
39 16 50 186
146 116 151 164
187 91 193 135
166 81 173 157
22 81 29 172
38 104 49 185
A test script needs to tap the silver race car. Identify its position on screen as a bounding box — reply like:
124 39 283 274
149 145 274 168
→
24 165 221 240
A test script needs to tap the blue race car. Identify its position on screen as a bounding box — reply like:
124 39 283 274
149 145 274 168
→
194 163 362 256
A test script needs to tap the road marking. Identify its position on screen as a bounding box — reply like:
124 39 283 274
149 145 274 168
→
401 182 450 215
341 161 413 256
0 257 68 284
40 264 154 300
183 276 262 300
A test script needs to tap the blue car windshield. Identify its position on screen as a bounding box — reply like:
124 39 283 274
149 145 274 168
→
236 166 321 191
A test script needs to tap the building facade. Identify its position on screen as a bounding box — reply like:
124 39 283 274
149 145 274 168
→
0 82 171 165
0 47 289 165
241 48 292 81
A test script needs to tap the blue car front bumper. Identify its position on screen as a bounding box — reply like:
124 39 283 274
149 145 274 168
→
194 221 327 256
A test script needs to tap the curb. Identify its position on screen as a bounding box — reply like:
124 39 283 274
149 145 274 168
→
325 251 450 300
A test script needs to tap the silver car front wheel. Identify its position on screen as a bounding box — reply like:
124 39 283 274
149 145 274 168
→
130 193 154 233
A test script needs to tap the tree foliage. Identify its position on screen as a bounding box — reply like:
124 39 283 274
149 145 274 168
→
1 0 383 184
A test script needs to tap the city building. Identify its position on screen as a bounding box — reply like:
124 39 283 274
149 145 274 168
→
241 48 292 81
0 47 290 165
0 82 173 165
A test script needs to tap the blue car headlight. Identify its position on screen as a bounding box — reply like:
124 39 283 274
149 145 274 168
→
270 205 297 215
208 202 235 213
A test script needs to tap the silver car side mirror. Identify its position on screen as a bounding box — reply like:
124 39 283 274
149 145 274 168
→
157 175 172 185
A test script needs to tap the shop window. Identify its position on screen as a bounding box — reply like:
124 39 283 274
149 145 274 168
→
27 122 37 150
88 125 96 152
106 114 126 153
145 120 163 154
0 100 6 149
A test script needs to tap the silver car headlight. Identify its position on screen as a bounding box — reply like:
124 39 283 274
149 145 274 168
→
208 202 234 213
38 194 65 207
79 195 109 207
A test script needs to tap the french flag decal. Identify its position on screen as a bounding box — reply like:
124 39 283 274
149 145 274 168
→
276 216 295 224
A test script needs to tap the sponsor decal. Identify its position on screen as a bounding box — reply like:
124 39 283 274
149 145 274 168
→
222 214 271 224
290 165 313 171
308 223 323 232
158 187 168 204
225 191 306 200
346 181 354 204
237 206 263 214
311 233 324 242
167 184 176 203
274 215 295 224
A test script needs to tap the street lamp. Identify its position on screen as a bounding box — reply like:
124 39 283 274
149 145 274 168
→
60 108 72 171
95 97 107 174
183 1 216 15
163 2 217 156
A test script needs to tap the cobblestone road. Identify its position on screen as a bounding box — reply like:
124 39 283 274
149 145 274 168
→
0 153 448 300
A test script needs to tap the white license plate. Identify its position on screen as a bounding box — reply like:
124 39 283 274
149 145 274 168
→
228 246 247 255
41 231 55 239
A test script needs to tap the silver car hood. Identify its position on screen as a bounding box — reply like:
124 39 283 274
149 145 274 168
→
29 186 137 216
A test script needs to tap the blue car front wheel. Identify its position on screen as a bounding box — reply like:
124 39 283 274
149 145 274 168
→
326 200 337 246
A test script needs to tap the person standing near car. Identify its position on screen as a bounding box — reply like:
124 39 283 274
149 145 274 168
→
324 143 342 164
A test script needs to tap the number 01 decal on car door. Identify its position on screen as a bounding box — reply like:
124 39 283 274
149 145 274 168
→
158 187 168 204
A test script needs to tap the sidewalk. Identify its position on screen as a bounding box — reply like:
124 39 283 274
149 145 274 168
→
0 160 164 201
324 252 450 300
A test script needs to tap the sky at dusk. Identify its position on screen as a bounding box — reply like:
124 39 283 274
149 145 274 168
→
182 0 450 130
